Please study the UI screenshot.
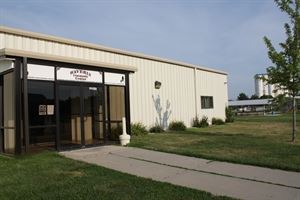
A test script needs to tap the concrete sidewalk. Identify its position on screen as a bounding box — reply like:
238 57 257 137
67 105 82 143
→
61 146 300 200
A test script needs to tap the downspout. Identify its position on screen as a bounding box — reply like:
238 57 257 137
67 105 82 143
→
194 67 198 117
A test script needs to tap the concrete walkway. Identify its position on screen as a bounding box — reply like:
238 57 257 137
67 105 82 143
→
61 146 300 200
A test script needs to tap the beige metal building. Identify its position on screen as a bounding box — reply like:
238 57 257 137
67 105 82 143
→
0 26 228 154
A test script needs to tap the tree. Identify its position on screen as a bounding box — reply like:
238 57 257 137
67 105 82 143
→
260 94 274 99
264 0 300 142
272 94 293 112
237 92 249 100
250 94 259 99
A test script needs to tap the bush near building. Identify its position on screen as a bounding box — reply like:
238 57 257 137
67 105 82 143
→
149 125 165 133
225 107 235 123
168 121 187 131
212 118 225 125
131 123 148 136
192 116 209 128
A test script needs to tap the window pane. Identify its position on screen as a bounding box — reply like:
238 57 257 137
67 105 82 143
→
27 64 55 81
3 72 15 153
83 86 104 145
59 85 81 148
109 86 125 121
28 81 55 126
201 96 214 109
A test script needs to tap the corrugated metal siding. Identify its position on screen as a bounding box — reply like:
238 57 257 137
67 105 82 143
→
0 33 4 49
129 59 197 128
1 33 228 128
196 70 228 122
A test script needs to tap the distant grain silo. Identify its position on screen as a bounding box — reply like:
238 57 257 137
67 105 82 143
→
254 74 284 97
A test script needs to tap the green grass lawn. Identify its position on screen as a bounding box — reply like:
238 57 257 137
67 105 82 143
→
130 114 300 172
0 152 231 200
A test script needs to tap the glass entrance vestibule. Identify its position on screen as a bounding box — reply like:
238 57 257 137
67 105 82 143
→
0 58 131 154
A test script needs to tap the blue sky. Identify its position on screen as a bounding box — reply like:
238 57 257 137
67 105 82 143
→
0 0 288 99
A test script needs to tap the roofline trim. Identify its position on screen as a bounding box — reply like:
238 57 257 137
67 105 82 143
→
0 26 227 75
0 48 137 72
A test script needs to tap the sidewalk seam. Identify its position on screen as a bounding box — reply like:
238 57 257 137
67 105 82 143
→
108 151 300 190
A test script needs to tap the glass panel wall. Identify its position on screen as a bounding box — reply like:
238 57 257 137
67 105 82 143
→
59 85 81 148
28 81 55 145
3 72 15 154
83 86 104 145
0 62 130 154
107 86 125 141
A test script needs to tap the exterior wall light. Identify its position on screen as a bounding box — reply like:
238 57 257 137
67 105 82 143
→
155 81 161 89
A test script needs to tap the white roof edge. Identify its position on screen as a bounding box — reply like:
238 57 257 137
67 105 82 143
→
0 48 138 72
228 99 272 106
0 26 227 75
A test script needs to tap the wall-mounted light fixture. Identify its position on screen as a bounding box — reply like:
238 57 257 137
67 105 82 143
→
155 81 162 89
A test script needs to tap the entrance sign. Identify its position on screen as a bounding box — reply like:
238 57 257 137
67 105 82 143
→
28 64 55 81
105 72 126 86
57 67 103 83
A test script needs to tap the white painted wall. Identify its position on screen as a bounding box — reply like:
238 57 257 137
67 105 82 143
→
196 70 228 123
128 59 197 128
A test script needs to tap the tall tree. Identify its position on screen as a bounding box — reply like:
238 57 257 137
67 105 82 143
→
264 0 300 142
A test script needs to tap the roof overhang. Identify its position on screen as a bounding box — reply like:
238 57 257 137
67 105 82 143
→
0 48 137 72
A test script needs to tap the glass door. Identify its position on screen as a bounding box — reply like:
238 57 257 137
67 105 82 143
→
58 83 104 149
59 84 82 149
82 86 104 146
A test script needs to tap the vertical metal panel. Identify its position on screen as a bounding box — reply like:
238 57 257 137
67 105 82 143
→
3 72 15 153
22 57 29 152
101 70 107 142
125 73 131 134
25 37 31 51
55 67 60 150
196 70 228 123
128 57 197 127
0 33 4 49
14 59 22 154
80 84 85 146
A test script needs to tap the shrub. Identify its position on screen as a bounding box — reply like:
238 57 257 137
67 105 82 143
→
149 125 165 133
211 117 225 125
199 116 209 127
168 121 187 131
192 116 200 127
110 124 123 140
225 107 235 123
192 116 209 128
131 122 148 136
